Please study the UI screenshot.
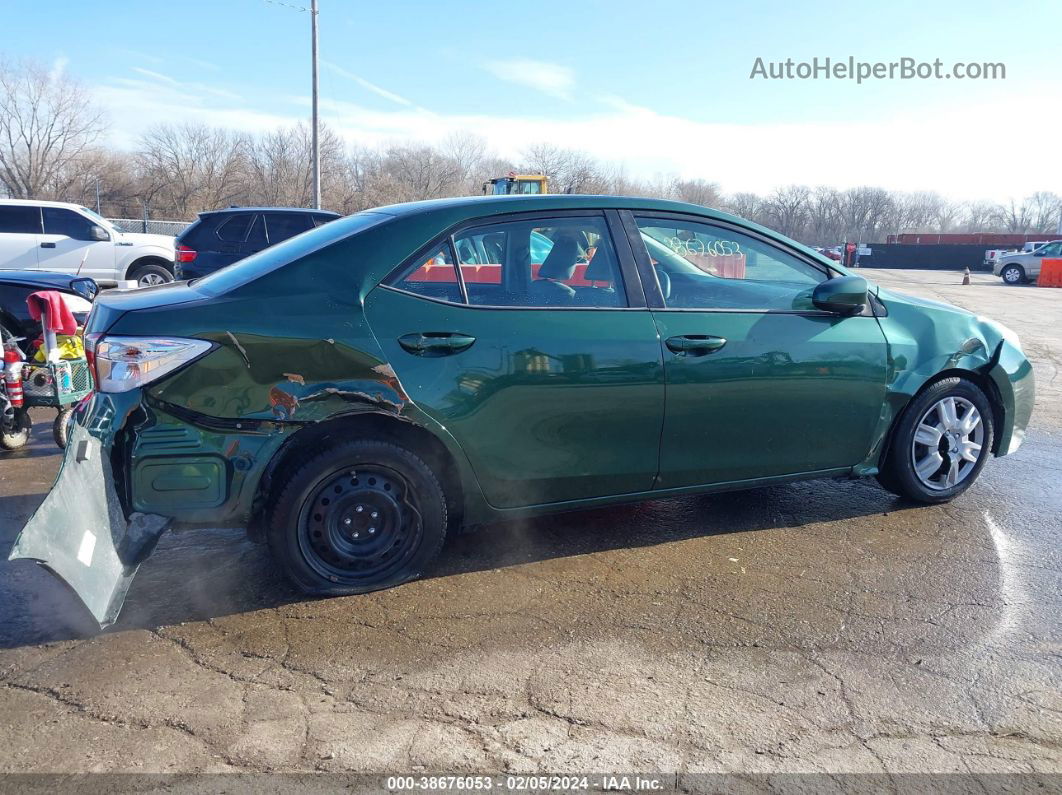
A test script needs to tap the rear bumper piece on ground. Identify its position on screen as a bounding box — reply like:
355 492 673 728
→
7 422 170 627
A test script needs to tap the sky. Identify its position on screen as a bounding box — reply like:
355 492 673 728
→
4 0 1061 201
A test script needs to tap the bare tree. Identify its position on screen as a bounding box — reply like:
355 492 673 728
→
0 57 108 199
136 123 248 218
670 178 722 207
762 185 811 239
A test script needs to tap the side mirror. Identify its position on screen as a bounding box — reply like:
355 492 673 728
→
90 225 110 242
812 275 869 315
70 277 99 302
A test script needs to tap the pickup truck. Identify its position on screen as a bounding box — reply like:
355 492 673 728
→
994 240 1062 284
0 199 176 287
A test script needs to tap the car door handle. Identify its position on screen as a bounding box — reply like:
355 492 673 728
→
665 335 727 355
40 242 56 249
398 332 476 356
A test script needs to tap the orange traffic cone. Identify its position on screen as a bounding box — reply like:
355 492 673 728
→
962 266 971 285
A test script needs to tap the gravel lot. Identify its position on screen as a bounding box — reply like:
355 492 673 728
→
0 269 1059 777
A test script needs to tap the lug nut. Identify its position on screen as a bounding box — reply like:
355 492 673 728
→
370 511 378 519
353 531 360 538
343 517 352 526
368 527 376 534
356 505 364 513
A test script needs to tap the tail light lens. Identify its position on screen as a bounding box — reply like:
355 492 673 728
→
176 245 197 263
91 336 213 393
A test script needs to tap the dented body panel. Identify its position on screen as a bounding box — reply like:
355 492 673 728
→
7 195 1035 625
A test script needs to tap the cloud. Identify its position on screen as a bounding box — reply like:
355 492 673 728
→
482 58 575 100
322 61 414 107
50 56 69 82
93 71 1062 201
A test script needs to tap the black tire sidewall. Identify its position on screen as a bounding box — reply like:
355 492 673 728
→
886 378 994 503
53 409 72 449
267 439 447 595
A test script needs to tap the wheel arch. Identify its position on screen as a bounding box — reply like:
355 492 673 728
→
122 255 175 280
248 411 465 541
877 366 1006 472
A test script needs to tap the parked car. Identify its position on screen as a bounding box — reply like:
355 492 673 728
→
994 240 1062 284
0 200 176 287
10 195 1034 626
174 206 339 279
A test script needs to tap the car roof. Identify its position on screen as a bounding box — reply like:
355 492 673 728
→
0 270 81 291
364 194 790 244
366 194 763 227
0 198 88 210
199 207 341 217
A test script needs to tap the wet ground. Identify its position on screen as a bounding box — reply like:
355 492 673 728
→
0 269 1058 775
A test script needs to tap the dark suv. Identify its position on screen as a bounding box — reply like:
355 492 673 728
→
174 207 339 279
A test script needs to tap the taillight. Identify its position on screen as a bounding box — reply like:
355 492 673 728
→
91 336 212 393
84 332 101 384
176 244 197 263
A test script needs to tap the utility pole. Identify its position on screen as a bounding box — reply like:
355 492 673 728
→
94 178 101 215
310 0 321 210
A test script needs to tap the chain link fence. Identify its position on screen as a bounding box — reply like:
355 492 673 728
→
107 218 192 236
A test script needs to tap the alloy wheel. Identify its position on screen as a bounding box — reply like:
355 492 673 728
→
910 395 984 490
138 272 168 287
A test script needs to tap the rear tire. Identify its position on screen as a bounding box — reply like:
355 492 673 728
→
267 439 447 596
878 377 994 504
53 408 73 449
129 262 174 287
1000 264 1025 285
1 407 32 450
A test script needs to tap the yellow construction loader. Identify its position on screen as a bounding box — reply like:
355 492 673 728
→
482 173 549 195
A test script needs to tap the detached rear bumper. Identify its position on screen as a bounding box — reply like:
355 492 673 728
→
8 419 170 627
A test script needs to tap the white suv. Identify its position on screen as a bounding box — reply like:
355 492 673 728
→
0 199 176 287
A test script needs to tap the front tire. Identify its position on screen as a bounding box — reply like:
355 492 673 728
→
1000 264 1025 285
878 377 994 503
267 439 448 596
129 262 174 287
1 407 32 450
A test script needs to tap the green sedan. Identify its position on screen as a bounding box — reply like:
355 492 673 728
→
10 195 1035 625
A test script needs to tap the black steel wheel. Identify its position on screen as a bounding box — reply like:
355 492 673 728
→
267 439 447 595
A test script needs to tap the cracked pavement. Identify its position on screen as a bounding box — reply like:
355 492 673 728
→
0 269 1059 775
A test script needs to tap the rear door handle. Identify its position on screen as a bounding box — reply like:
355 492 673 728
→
398 332 476 356
665 335 727 355
40 242 56 249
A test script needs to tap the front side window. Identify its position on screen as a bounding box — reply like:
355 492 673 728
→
634 217 828 310
43 207 97 241
0 205 42 234
452 216 625 308
1037 242 1062 256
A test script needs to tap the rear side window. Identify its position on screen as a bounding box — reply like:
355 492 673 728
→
453 216 625 308
265 213 313 243
0 205 42 234
312 214 337 227
43 207 97 240
215 214 254 242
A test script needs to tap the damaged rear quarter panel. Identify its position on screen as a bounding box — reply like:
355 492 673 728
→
104 226 482 526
